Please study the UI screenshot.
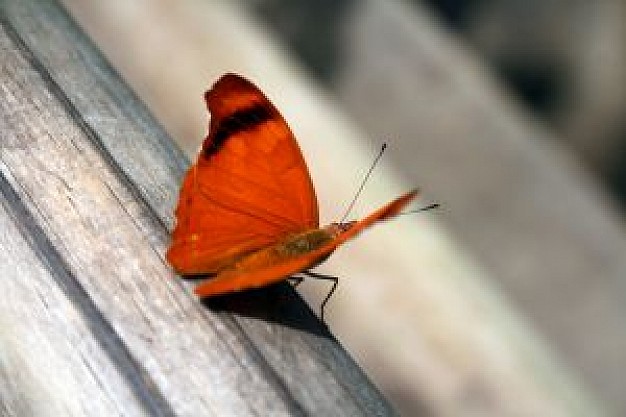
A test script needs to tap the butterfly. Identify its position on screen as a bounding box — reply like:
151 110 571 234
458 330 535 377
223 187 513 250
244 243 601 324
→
166 73 417 315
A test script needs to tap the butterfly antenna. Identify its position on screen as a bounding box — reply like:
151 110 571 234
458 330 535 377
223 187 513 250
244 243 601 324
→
400 202 440 216
339 143 387 223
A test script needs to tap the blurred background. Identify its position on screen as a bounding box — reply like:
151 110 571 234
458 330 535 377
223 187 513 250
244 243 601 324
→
59 1 626 416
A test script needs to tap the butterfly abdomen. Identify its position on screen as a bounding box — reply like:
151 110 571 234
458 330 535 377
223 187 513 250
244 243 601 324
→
281 229 334 255
230 229 333 272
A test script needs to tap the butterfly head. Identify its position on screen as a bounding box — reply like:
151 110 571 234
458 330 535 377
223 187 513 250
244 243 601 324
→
324 221 357 238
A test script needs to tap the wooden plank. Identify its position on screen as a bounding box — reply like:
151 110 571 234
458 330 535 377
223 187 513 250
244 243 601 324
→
0 1 397 416
0 172 167 417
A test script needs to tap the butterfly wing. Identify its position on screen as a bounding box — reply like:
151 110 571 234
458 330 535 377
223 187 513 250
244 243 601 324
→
194 190 418 296
167 74 319 274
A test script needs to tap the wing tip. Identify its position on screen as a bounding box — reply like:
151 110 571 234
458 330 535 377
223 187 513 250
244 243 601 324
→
382 189 420 220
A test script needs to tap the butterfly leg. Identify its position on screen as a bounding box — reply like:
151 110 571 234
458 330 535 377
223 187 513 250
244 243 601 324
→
300 271 338 322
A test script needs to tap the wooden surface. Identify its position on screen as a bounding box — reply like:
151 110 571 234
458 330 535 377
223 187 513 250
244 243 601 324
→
0 1 397 416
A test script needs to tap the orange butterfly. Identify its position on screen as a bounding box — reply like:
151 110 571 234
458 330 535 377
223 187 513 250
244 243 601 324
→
167 73 417 312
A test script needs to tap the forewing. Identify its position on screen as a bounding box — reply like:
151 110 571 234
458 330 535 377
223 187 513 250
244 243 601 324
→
167 74 318 274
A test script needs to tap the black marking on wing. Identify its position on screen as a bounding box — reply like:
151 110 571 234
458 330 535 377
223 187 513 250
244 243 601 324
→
204 103 273 157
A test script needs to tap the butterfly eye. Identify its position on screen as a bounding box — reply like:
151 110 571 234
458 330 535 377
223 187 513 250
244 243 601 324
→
340 221 356 233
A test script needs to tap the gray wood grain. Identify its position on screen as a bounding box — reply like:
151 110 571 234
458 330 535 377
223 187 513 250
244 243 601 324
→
0 169 167 417
0 0 397 416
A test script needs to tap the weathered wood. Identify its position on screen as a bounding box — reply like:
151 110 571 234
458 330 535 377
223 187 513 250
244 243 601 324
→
0 1 397 416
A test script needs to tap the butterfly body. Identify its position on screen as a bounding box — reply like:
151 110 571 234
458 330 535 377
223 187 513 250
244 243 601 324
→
227 228 335 275
167 73 417 300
